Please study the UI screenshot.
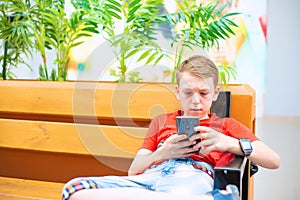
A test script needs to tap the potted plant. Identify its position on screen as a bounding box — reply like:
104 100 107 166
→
31 0 99 81
1 0 238 84
72 0 168 82
157 0 239 84
0 0 34 80
0 0 98 81
73 0 239 84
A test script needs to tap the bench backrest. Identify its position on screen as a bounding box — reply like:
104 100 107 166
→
0 81 255 182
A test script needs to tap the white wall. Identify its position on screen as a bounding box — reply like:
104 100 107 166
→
264 0 300 116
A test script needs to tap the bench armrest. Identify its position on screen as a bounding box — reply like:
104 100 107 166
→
213 156 248 200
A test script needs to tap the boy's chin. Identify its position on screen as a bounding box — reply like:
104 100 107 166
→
185 110 203 117
184 110 210 119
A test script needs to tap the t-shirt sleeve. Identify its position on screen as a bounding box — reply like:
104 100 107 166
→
140 116 160 151
224 118 259 142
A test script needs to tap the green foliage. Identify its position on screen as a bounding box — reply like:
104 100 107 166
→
128 71 143 83
0 0 98 81
32 0 98 81
160 0 239 84
73 0 167 82
217 65 237 85
0 0 239 84
72 0 239 84
0 0 34 80
29 0 56 80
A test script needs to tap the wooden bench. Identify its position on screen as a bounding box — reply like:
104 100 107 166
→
0 80 256 200
0 176 63 199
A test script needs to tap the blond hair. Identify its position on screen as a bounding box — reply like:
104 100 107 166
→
176 55 219 87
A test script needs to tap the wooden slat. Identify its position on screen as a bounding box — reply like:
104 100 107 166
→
0 81 180 121
0 81 255 130
0 118 142 181
0 148 131 182
0 177 63 200
0 118 146 158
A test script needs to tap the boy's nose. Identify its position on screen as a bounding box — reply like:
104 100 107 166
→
192 93 201 104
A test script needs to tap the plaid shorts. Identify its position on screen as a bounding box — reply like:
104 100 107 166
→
62 179 100 200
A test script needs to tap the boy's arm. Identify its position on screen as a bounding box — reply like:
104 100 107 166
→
191 127 280 169
128 134 196 176
128 148 157 176
246 140 280 169
216 132 280 169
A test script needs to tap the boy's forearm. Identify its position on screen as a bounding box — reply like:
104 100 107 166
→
217 134 243 155
219 136 280 169
248 141 280 169
128 149 163 176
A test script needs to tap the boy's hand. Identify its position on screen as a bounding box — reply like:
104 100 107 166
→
190 126 224 156
156 134 196 160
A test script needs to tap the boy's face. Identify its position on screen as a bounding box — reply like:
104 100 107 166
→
176 71 219 119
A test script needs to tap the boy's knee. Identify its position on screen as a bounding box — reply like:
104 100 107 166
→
67 190 84 200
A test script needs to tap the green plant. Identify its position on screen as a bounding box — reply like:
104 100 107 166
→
161 0 239 84
0 0 240 83
0 0 34 80
29 0 54 80
217 64 237 85
72 0 167 82
0 0 98 81
31 0 98 81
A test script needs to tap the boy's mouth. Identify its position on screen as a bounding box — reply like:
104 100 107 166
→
190 108 201 112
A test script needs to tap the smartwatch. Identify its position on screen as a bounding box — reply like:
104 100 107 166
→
239 139 253 157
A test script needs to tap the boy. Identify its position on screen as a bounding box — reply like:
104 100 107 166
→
62 55 280 200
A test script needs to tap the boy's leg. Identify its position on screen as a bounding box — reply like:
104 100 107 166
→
68 187 212 200
68 185 239 200
62 173 158 200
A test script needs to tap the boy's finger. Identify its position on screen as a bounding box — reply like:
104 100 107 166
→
175 134 188 142
189 132 201 141
194 126 210 132
165 134 187 144
164 134 177 143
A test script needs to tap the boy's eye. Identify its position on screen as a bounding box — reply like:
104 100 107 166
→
184 91 193 96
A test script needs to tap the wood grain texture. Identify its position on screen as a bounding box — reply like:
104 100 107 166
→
0 177 63 199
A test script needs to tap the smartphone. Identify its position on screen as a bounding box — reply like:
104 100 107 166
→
176 116 199 138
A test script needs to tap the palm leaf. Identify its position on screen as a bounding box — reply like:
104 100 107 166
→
137 49 152 62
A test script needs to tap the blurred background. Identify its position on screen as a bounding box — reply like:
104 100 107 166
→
254 0 300 199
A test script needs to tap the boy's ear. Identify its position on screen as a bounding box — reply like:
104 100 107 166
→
212 86 220 101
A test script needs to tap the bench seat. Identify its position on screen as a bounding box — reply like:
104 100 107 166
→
0 176 64 200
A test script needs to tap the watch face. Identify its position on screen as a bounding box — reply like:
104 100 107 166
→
241 140 252 150
240 139 253 156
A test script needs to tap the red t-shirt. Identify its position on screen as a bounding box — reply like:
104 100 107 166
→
141 110 258 167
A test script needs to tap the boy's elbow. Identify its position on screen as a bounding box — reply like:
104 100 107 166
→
127 166 138 176
274 155 281 169
128 170 136 176
270 153 281 169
